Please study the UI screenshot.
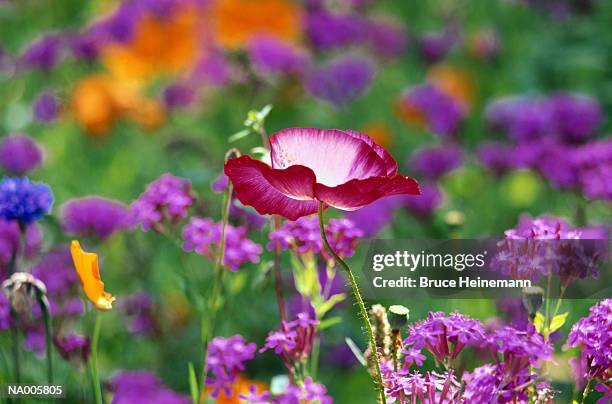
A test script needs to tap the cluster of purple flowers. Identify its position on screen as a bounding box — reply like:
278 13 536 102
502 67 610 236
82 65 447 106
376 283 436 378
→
268 216 363 261
205 334 257 398
565 299 611 389
108 370 190 404
60 196 132 240
0 135 45 175
182 217 262 271
381 364 461 404
260 312 319 369
248 36 309 78
0 177 53 224
132 174 194 231
492 215 606 284
240 376 332 404
480 94 610 200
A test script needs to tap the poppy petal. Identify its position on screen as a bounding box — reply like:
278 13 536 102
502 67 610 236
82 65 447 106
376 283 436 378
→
315 175 420 211
344 130 398 176
269 128 387 186
224 155 319 220
70 240 115 311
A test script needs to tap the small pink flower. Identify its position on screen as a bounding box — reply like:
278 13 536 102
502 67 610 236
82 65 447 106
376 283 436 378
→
224 128 420 220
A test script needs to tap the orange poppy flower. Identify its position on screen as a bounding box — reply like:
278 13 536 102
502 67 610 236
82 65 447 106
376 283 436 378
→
211 0 302 50
102 5 206 82
70 240 115 311
205 375 267 404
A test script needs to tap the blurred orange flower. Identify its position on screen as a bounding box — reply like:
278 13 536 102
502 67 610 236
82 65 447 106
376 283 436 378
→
362 122 393 148
394 100 427 130
211 0 302 50
71 74 166 136
206 375 267 404
70 240 116 311
427 64 475 111
102 5 206 82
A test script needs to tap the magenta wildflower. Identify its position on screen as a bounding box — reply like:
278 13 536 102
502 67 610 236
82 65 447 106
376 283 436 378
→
182 217 262 271
489 325 553 372
0 135 45 175
205 335 257 398
60 196 131 239
260 312 319 369
132 174 194 231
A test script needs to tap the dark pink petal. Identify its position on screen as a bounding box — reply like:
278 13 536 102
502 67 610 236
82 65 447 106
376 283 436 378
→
269 128 387 186
315 175 420 211
344 130 398 176
224 156 319 220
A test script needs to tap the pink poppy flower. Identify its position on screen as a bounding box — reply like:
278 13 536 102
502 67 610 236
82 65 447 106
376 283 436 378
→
224 128 420 220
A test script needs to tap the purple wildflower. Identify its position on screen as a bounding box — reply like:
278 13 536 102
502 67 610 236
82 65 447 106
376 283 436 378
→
381 364 460 404
476 142 521 175
121 292 156 337
367 19 408 59
0 177 53 224
163 82 196 109
489 325 553 372
19 33 62 71
0 135 45 175
61 196 131 239
403 311 486 363
248 36 309 77
54 333 90 363
549 93 601 143
0 292 11 330
485 96 553 142
268 216 363 261
33 91 59 123
68 31 99 61
305 11 367 50
0 220 41 274
402 182 443 218
418 30 456 64
345 196 404 237
398 84 465 137
410 144 463 180
182 217 262 271
572 138 612 201
306 56 374 107
132 174 194 231
261 312 319 367
108 370 190 404
565 299 611 383
205 335 257 398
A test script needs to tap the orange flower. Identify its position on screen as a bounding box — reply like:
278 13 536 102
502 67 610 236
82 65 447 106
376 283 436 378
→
427 64 475 111
102 5 206 82
70 240 115 311
211 0 302 50
394 99 427 130
205 375 267 404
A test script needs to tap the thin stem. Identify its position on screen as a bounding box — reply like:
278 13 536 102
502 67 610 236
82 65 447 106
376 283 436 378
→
200 183 233 403
10 309 20 384
317 202 387 404
90 311 103 404
37 292 54 384
580 379 591 404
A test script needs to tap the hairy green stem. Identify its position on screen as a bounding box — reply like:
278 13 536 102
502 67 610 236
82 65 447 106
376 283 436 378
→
10 310 20 384
37 292 54 384
317 202 387 404
200 182 233 403
90 311 103 404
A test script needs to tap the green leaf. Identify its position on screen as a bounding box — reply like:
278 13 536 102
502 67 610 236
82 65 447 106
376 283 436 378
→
549 312 569 333
187 362 199 404
315 293 346 319
228 129 251 142
533 312 545 333
318 316 343 330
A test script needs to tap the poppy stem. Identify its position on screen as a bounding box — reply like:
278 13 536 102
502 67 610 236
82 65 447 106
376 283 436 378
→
317 202 387 404
90 311 103 404
36 291 54 384
200 182 233 403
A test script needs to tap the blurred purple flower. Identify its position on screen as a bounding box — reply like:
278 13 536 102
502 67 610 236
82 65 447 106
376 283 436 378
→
399 84 465 137
248 36 309 77
121 292 156 337
261 312 319 366
182 217 262 271
402 182 443 218
61 196 131 239
485 96 553 142
33 91 59 123
132 174 194 231
549 93 601 143
345 196 405 237
367 20 408 59
306 56 374 107
418 30 456 64
410 144 463 180
476 142 519 175
0 135 45 175
163 82 196 109
108 370 190 404
0 220 41 274
268 216 363 261
305 11 367 50
54 333 90 363
20 34 62 71
68 31 99 61
206 335 257 398
572 138 612 201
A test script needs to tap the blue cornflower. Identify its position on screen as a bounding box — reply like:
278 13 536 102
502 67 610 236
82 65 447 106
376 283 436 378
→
0 177 53 224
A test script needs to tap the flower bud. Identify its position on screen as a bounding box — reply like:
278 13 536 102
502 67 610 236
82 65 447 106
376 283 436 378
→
388 305 409 330
2 272 47 318
522 286 544 319
225 148 241 161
